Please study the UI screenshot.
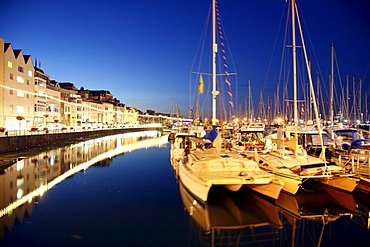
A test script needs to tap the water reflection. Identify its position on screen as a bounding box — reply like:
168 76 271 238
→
0 131 166 238
180 183 283 246
276 188 358 246
179 180 370 246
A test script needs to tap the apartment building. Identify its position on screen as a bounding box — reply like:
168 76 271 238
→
1 37 141 131
34 67 61 128
0 38 35 131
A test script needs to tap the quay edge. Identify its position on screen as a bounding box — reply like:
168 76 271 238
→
0 127 163 154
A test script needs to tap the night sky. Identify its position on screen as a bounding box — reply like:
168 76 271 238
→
1 0 369 118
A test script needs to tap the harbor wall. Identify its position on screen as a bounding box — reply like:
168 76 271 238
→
0 127 162 154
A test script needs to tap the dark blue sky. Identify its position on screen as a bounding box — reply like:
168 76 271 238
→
1 0 369 117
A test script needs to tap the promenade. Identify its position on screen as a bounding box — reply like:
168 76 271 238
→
0 124 163 154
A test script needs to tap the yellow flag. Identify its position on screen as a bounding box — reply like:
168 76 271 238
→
198 74 204 94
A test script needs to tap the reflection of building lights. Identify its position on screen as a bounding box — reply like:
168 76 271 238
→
17 189 24 199
17 177 24 187
1 133 168 219
16 159 24 171
50 156 55 166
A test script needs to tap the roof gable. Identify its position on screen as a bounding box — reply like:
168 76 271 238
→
4 43 11 52
13 49 22 58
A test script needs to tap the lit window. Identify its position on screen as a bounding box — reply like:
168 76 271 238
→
28 70 32 77
7 61 12 68
16 106 24 114
17 91 24 97
16 76 24 84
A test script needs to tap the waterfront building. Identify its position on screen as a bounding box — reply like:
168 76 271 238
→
34 67 61 128
0 37 143 131
113 101 126 126
58 82 83 126
0 38 35 131
102 101 115 126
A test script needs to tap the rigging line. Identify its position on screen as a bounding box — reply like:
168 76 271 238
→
296 0 328 104
189 3 212 118
215 7 239 117
262 1 288 94
215 1 234 120
279 2 291 109
200 79 212 120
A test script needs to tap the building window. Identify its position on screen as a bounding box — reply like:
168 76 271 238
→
10 73 13 80
18 66 24 73
27 80 30 85
16 76 24 84
28 70 32 77
7 61 12 68
16 106 24 114
26 93 29 99
10 89 13 95
17 91 24 97
26 107 30 114
9 105 14 113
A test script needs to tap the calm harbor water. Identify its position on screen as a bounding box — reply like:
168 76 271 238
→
1 131 370 246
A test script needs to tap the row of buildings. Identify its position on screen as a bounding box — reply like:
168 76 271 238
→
0 37 142 131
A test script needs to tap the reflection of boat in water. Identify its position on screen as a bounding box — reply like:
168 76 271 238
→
352 193 370 230
180 182 283 246
276 188 358 246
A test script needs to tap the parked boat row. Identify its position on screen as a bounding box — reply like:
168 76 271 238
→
168 0 369 204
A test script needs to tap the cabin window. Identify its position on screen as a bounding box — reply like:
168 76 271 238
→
230 162 244 169
211 162 224 169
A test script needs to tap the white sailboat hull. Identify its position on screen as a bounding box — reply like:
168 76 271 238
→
246 179 285 199
179 150 278 202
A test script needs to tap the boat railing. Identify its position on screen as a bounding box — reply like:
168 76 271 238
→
336 153 370 177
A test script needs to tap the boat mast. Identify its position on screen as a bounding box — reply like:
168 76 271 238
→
295 1 326 161
330 44 335 124
292 0 299 157
248 79 252 121
211 0 219 126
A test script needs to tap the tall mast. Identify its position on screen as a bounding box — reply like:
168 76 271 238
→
248 79 252 120
346 75 349 122
295 0 326 161
292 0 298 157
353 77 356 123
211 0 218 126
359 79 362 123
330 44 335 124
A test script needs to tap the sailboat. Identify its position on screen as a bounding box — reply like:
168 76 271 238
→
177 0 284 202
255 0 359 195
